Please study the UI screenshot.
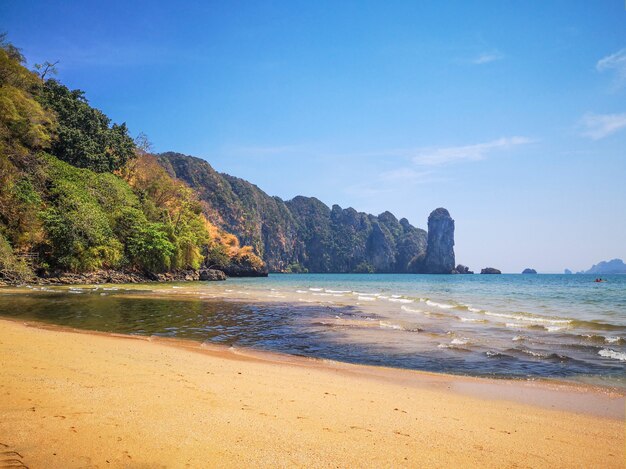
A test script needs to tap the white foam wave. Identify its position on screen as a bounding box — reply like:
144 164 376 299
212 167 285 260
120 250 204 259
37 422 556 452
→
505 323 526 329
388 298 413 304
426 300 455 309
468 307 481 313
605 336 622 344
309 288 323 291
458 316 483 323
391 295 402 298
598 349 626 361
296 290 308 294
512 335 525 341
325 289 351 294
521 349 546 358
358 296 376 301
401 305 424 314
379 321 403 330
450 338 470 345
485 311 571 325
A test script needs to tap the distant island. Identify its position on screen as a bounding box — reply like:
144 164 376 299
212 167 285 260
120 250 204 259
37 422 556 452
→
569 258 626 275
522 268 537 274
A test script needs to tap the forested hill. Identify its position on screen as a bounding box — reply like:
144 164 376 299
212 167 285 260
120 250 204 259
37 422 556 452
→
157 152 456 273
0 36 264 283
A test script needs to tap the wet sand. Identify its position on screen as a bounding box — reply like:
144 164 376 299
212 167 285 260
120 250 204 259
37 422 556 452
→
0 318 623 468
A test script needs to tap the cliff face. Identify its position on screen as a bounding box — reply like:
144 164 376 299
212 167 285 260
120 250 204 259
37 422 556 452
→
157 152 454 273
419 208 456 274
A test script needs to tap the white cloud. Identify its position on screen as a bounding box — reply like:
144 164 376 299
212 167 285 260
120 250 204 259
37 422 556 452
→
470 51 504 65
412 137 532 166
580 113 626 140
596 48 626 84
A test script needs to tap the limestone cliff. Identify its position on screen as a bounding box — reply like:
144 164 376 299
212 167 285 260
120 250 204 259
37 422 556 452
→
157 152 455 274
417 208 456 274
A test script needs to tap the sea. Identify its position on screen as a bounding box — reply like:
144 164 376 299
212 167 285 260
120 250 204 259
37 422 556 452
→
1 273 624 388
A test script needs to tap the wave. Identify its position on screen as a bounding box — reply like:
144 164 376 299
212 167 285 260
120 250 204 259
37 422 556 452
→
378 321 421 332
598 349 626 361
457 316 486 323
425 300 455 309
357 296 376 301
437 343 471 352
485 311 571 326
450 338 470 345
379 321 403 330
309 288 323 291
388 298 413 304
505 322 567 332
519 349 572 361
325 289 352 294
485 351 516 360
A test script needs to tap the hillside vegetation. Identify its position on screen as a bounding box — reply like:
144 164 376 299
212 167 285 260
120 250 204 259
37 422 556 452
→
0 36 264 282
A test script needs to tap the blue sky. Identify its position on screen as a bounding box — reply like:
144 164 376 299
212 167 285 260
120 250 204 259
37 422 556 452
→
2 0 625 272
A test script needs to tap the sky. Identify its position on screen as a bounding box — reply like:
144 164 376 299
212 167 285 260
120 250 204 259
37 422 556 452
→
2 0 625 273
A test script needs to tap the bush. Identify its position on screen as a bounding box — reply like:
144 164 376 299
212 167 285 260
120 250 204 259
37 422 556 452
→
0 232 33 281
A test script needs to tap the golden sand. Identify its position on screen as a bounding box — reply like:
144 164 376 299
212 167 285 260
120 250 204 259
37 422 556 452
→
0 318 623 468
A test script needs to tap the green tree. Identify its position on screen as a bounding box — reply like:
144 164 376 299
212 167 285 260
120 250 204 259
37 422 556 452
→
40 79 135 172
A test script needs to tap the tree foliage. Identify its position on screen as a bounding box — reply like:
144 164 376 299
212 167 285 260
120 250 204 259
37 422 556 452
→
40 79 135 172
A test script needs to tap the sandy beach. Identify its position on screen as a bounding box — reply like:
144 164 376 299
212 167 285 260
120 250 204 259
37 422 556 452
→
0 318 623 468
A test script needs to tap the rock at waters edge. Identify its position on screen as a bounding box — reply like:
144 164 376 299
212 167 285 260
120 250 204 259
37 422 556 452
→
199 269 227 281
481 267 502 274
454 264 474 274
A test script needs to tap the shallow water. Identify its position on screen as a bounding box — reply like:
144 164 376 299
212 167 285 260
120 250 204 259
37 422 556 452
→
0 274 624 387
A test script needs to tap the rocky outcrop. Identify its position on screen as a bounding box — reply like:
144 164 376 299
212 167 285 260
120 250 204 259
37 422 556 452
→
417 208 455 274
481 267 501 274
199 269 227 281
10 269 229 286
454 264 473 274
522 268 537 274
220 258 269 277
564 269 573 274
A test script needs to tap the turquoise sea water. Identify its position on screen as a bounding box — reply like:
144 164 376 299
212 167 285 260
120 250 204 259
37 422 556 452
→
0 274 624 387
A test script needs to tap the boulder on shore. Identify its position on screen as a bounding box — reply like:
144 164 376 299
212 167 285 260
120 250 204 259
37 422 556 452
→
480 267 501 274
199 269 227 281
522 268 537 274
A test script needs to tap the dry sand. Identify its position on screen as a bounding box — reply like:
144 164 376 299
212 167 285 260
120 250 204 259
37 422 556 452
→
0 318 623 468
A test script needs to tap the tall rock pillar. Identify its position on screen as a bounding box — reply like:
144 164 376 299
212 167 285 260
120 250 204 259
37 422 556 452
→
423 208 455 274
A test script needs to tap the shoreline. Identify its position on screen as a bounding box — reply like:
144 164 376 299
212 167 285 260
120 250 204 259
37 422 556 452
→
0 318 624 467
2 315 625 418
1 282 625 395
